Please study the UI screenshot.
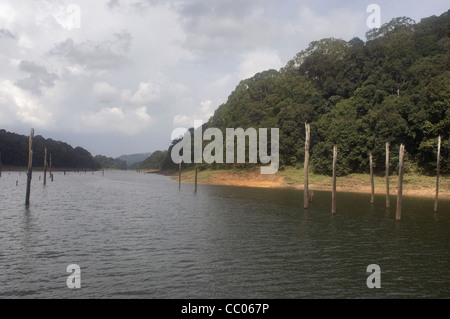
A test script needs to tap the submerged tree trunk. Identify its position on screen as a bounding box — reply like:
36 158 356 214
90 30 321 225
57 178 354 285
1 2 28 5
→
396 144 405 221
25 129 34 206
370 153 375 204
49 154 53 182
43 148 47 186
332 146 337 215
434 136 441 212
178 162 182 189
304 123 310 209
386 142 390 208
195 166 198 193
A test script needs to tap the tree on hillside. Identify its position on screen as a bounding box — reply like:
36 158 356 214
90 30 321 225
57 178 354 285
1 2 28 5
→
164 10 450 175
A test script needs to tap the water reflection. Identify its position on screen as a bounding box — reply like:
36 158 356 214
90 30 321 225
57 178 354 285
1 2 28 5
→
0 171 449 298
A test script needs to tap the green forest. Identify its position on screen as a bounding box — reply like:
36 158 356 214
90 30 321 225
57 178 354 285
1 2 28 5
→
140 150 168 170
94 155 128 170
0 130 149 170
0 129 101 170
153 10 450 176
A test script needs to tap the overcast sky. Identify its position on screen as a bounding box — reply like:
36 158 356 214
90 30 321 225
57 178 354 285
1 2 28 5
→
0 0 448 157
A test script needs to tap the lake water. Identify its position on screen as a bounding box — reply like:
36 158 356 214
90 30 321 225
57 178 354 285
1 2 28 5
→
0 170 448 299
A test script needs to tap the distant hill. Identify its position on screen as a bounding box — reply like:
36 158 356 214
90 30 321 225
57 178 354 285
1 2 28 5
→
0 129 100 169
117 153 152 165
139 150 167 170
94 153 152 170
94 155 127 170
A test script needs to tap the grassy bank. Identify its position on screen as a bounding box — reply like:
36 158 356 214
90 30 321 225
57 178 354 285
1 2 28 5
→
172 166 449 200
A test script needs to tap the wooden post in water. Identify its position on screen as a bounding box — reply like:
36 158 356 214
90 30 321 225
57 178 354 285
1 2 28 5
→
385 142 390 208
370 153 375 204
43 148 47 186
49 154 53 182
396 144 405 221
25 129 34 206
332 146 337 215
178 161 182 189
0 151 2 178
304 123 310 209
434 136 441 212
194 166 198 193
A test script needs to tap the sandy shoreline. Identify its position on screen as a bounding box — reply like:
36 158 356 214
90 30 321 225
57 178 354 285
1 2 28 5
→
155 168 450 200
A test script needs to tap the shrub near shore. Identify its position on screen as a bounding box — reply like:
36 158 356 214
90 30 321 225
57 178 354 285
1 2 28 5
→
170 167 449 200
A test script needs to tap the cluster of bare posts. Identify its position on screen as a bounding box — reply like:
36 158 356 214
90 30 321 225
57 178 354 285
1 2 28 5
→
302 123 442 219
2 128 441 219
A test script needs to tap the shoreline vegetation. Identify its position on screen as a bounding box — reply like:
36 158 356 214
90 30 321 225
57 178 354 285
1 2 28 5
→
1 166 119 172
147 167 450 200
3 165 448 200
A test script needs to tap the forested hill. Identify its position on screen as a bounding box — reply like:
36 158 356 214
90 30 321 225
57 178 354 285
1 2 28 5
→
0 129 100 169
206 11 450 175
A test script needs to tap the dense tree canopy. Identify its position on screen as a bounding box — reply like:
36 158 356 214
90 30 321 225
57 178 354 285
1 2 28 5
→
204 10 450 175
139 150 168 170
94 155 127 170
0 129 101 169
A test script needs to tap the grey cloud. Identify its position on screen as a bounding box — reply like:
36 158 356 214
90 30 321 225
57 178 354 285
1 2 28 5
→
0 28 15 39
112 0 279 56
133 0 272 26
176 0 271 21
172 0 285 55
15 60 58 95
131 0 164 11
112 32 133 52
107 0 120 9
48 32 132 70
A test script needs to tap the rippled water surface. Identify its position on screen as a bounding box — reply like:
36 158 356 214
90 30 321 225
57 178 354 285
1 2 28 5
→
0 170 449 298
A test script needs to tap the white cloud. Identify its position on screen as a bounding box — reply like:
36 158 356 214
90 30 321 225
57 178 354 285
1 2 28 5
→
51 3 82 30
200 99 213 115
0 80 53 127
92 82 120 103
48 35 131 71
295 6 364 42
0 2 16 28
172 114 192 129
172 99 214 134
82 75 190 136
212 74 233 88
80 106 151 135
237 49 283 80
129 80 163 106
